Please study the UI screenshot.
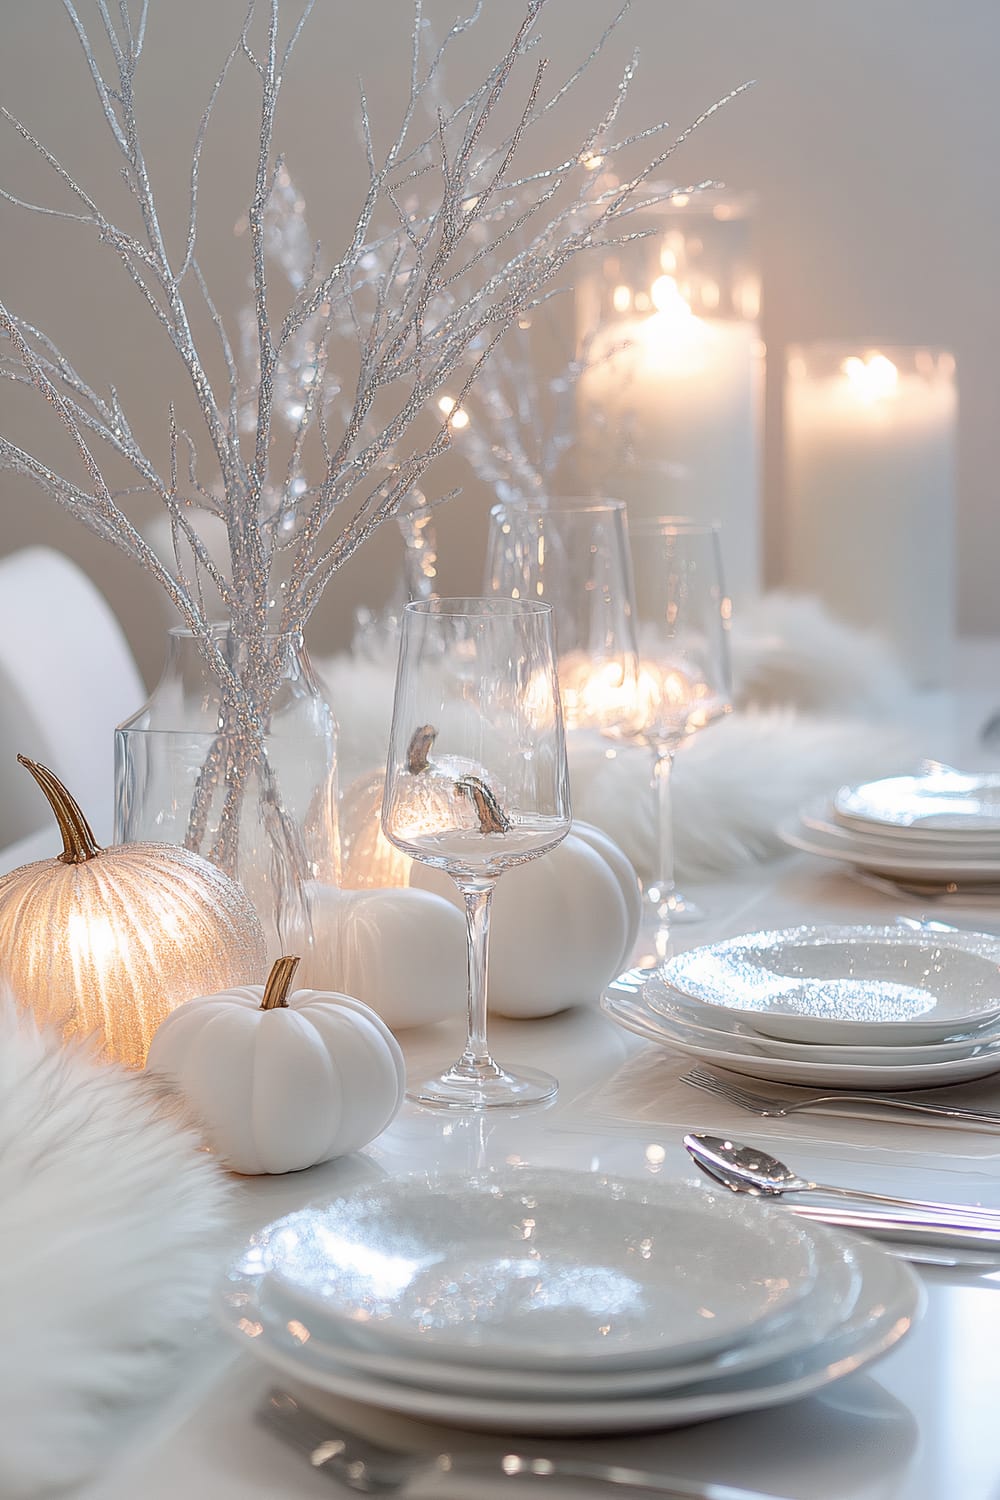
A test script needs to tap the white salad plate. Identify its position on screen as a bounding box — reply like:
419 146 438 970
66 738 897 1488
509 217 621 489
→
253 1171 822 1372
222 1224 921 1435
659 925 1000 1046
780 811 1000 880
642 971 1000 1066
603 981 1000 1089
800 797 1000 860
835 772 1000 835
260 1226 862 1399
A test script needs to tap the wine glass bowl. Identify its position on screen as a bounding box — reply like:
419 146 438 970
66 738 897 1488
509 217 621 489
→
608 517 732 932
484 497 639 734
381 597 572 1109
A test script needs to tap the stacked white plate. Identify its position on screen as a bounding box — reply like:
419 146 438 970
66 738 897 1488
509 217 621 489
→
602 924 1000 1089
221 1169 920 1435
780 771 1000 884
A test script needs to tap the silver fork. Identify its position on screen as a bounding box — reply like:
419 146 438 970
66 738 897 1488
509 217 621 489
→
257 1388 783 1498
680 1065 1000 1125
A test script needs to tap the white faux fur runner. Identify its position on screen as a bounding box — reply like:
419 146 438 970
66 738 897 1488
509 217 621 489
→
324 593 915 880
0 1000 229 1498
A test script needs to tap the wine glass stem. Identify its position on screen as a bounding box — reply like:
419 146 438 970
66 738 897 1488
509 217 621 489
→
456 876 498 1074
651 743 677 907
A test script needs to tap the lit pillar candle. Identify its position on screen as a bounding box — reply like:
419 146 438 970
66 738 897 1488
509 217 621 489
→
785 345 957 687
576 193 762 606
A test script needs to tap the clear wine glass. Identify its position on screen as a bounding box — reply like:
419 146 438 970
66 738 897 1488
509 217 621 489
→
381 597 572 1109
484 496 639 734
613 518 732 935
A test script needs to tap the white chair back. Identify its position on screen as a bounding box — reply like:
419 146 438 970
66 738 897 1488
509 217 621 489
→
0 548 146 848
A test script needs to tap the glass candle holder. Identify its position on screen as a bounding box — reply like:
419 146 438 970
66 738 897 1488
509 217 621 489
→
575 190 762 605
784 343 957 687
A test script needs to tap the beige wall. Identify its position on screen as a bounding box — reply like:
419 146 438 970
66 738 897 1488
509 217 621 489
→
2 0 998 687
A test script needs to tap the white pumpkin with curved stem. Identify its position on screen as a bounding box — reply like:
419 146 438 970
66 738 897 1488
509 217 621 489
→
146 956 405 1175
411 820 642 1017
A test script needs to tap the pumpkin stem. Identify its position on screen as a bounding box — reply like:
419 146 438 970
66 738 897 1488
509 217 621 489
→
260 955 301 1009
17 754 101 864
406 724 437 774
455 775 512 834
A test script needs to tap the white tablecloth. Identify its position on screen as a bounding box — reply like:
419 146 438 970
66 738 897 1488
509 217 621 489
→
11 643 1000 1500
51 854 997 1500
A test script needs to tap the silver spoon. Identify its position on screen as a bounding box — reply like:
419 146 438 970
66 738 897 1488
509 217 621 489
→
683 1132 1000 1223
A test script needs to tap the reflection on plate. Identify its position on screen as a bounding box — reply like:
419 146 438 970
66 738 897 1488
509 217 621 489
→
246 1170 822 1372
659 926 1000 1046
259 1226 861 1399
643 971 1000 1065
836 773 1000 834
221 1223 921 1435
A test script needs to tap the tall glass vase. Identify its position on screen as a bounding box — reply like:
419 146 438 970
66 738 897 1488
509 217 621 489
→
114 626 339 960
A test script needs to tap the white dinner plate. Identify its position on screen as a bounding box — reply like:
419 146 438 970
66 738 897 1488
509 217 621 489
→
221 1227 920 1435
780 814 1000 881
642 970 1000 1066
801 797 1000 860
254 1170 822 1372
602 983 1000 1089
835 773 1000 835
260 1227 862 1398
659 925 1000 1046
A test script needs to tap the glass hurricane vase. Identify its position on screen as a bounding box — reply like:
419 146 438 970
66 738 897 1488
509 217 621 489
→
114 626 339 961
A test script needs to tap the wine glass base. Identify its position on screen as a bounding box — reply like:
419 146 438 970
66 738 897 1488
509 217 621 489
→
407 1061 558 1111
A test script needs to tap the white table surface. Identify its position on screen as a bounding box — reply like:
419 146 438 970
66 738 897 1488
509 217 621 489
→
13 644 1000 1500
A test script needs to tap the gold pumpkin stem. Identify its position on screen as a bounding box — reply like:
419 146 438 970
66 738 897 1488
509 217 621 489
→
456 775 512 834
260 955 301 1009
406 724 437 775
17 754 101 864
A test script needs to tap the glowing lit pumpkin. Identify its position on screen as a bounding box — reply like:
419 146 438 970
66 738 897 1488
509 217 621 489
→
0 755 267 1067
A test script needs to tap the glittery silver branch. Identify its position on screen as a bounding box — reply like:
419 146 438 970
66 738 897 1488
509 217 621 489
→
0 0 747 892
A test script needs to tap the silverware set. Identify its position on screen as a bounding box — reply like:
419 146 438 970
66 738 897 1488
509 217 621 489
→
680 1063 1000 1126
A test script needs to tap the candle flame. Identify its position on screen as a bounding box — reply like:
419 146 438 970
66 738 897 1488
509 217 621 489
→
841 353 898 403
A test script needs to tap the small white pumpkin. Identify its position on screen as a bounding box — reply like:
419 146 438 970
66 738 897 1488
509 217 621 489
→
299 882 467 1029
146 956 405 1175
411 820 642 1017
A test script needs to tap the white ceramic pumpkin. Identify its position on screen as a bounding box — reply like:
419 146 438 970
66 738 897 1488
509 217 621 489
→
411 820 641 1017
299 882 467 1029
146 956 405 1175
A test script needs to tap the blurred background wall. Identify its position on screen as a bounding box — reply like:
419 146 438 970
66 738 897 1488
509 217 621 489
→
2 0 997 687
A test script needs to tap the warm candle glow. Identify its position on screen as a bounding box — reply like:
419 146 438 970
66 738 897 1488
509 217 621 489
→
557 651 715 739
558 652 635 730
840 352 899 403
575 195 761 602
785 342 957 686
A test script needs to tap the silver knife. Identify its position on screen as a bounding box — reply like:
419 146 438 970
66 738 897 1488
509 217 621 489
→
779 1201 1000 1264
257 1388 789 1498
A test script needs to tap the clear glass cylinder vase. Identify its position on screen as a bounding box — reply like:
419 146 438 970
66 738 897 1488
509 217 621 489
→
114 626 339 960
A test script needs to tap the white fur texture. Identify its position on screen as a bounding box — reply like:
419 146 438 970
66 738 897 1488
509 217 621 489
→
567 712 912 882
321 594 916 880
0 999 229 1498
732 592 910 718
